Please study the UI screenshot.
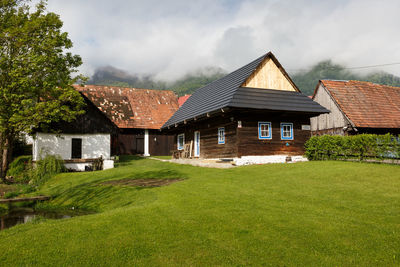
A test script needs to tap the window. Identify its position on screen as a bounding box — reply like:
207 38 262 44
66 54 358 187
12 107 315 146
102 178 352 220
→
71 138 82 159
280 123 294 140
177 133 184 150
218 127 225 144
258 122 272 139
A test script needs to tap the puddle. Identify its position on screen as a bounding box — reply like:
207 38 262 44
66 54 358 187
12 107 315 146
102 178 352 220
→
0 208 90 231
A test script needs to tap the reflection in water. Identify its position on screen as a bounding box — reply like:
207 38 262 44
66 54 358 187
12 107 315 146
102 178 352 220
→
0 208 85 230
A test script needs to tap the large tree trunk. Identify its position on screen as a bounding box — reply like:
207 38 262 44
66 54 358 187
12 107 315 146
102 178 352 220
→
1 136 13 182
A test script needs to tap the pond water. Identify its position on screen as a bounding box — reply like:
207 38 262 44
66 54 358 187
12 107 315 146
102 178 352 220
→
0 208 88 231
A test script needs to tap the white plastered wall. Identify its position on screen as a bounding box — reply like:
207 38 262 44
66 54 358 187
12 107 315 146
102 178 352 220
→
33 133 111 161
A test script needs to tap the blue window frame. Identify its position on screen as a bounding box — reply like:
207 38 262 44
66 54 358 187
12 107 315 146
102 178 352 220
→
218 127 225 144
258 122 272 140
177 133 184 150
280 123 294 140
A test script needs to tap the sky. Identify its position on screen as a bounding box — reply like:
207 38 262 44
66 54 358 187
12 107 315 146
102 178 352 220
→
45 0 400 81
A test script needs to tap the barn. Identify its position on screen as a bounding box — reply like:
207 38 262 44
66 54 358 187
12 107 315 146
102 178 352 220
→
76 85 179 156
311 80 400 135
33 93 118 171
162 52 329 160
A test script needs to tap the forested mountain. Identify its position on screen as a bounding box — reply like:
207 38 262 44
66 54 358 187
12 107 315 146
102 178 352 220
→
89 61 400 96
291 60 400 95
89 66 226 96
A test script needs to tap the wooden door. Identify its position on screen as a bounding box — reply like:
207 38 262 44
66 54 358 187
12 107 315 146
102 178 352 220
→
136 138 144 154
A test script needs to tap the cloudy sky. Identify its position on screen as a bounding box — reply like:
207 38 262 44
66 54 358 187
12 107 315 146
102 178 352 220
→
45 0 400 80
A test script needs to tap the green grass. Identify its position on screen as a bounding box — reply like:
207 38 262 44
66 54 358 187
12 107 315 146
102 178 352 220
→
150 155 172 160
0 156 399 266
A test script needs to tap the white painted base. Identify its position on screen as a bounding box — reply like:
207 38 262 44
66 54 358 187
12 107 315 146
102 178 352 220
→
103 160 114 170
65 163 91 172
65 160 115 172
233 155 308 166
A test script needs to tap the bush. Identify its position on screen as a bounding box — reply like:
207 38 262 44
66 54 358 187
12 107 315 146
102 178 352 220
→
31 155 66 186
305 134 400 161
6 155 33 183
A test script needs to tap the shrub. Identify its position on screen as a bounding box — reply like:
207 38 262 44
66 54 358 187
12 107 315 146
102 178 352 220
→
305 134 400 161
31 155 66 186
6 155 33 183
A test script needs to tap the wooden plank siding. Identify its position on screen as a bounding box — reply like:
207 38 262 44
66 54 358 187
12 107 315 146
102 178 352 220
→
173 115 238 158
169 110 313 159
242 57 297 92
149 131 175 156
236 112 311 157
310 83 350 135
116 129 174 156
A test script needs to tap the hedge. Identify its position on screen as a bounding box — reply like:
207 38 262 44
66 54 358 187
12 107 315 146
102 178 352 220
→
304 134 400 161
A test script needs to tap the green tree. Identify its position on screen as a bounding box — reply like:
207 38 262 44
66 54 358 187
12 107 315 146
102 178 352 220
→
0 0 85 181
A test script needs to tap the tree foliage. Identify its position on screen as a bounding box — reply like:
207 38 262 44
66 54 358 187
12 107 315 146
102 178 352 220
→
0 0 85 179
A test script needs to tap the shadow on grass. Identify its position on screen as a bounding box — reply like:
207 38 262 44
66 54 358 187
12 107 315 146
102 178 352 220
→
115 155 146 167
44 168 186 211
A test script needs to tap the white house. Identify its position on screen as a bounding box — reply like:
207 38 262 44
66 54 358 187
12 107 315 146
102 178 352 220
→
33 94 117 171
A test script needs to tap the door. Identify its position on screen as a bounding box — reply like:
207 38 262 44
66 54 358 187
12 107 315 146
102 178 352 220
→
136 138 144 154
71 138 82 159
194 131 200 157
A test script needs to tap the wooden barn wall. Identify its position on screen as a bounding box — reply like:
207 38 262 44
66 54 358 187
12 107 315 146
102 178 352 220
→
310 84 349 133
115 129 174 156
173 115 238 158
116 128 145 155
311 127 346 136
149 130 175 156
236 111 312 157
356 128 400 135
45 97 117 135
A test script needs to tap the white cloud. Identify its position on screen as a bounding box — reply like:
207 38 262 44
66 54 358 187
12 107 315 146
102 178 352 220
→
46 0 400 80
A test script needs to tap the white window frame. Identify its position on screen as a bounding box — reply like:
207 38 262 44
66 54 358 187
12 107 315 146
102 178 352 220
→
280 123 294 140
258 122 272 140
218 127 225 144
177 133 185 150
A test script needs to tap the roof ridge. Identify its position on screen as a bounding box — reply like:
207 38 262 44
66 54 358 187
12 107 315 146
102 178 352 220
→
322 79 400 90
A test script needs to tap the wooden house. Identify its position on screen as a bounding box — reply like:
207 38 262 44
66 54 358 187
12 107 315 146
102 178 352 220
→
311 80 400 135
33 94 118 171
162 52 329 159
75 85 179 156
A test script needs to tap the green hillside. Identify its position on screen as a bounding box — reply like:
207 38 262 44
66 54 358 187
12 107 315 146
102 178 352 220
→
291 60 400 95
89 61 400 96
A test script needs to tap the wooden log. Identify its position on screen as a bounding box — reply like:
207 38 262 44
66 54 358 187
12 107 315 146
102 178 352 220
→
0 196 50 203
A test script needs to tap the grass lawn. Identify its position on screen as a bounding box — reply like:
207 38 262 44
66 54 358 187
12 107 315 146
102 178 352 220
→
150 155 172 160
0 156 399 266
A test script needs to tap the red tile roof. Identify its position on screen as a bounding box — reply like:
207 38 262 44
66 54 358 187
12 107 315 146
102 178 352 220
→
74 85 179 129
320 80 400 128
178 95 191 107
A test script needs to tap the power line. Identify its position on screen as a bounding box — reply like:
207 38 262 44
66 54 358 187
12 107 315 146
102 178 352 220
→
287 62 400 72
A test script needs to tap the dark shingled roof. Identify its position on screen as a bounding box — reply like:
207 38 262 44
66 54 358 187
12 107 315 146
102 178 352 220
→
230 87 330 113
162 52 329 128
